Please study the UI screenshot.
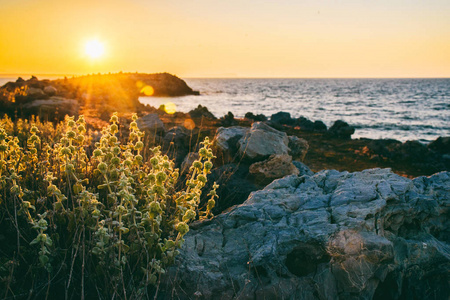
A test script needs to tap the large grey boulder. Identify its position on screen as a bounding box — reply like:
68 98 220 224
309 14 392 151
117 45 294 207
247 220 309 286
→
214 126 248 162
238 122 290 162
164 169 450 300
136 113 165 135
214 123 309 164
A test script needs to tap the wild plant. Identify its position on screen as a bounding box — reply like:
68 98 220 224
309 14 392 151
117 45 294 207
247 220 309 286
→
0 112 217 299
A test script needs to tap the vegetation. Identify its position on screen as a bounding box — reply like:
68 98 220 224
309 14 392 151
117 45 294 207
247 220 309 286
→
0 113 217 299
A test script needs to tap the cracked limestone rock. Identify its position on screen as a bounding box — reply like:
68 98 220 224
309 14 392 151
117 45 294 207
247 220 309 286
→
163 168 450 300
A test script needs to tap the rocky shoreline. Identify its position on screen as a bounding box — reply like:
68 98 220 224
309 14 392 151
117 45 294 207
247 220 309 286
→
1 74 449 299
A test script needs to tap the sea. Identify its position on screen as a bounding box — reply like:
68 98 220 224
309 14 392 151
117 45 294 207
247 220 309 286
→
140 78 450 143
1 76 449 143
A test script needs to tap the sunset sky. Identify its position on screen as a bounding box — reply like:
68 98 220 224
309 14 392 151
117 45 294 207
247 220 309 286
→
0 0 449 78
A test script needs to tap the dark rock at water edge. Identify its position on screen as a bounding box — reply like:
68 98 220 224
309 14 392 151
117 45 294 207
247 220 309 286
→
328 120 355 139
244 112 267 122
219 111 238 127
163 169 450 300
188 105 217 120
270 111 294 125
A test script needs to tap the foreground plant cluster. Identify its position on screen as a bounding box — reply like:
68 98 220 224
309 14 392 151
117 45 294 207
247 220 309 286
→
0 113 217 299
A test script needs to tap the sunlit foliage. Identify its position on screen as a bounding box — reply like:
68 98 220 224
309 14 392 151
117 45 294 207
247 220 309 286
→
0 113 217 299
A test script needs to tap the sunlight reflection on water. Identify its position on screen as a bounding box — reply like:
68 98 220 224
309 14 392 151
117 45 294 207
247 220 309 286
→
140 78 450 143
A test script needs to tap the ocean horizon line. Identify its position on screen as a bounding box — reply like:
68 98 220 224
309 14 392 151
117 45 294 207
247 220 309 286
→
1 73 449 80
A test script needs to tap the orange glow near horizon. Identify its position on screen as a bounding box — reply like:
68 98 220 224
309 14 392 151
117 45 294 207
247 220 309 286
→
0 0 449 78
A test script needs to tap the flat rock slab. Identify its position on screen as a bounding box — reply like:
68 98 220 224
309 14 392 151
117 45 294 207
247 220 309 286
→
163 169 450 300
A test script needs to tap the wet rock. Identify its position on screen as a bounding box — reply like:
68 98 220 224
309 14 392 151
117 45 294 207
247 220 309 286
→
249 154 299 185
295 116 315 131
288 136 309 161
136 113 165 135
244 112 267 122
189 104 216 120
238 122 290 162
220 111 238 127
165 169 450 300
328 120 355 139
314 120 327 131
270 111 294 125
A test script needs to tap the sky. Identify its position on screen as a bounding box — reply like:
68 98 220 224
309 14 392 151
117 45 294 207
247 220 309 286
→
0 0 449 78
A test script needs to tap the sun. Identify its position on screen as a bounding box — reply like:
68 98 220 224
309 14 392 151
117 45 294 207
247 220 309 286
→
85 40 104 59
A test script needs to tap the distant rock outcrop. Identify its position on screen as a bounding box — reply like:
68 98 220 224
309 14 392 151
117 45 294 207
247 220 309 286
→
164 169 450 300
0 73 198 119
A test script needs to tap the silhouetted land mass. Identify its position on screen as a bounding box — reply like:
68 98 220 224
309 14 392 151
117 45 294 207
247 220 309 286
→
0 72 198 119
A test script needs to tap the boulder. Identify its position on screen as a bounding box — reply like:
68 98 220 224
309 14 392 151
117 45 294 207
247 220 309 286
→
220 111 238 127
314 120 327 131
214 126 249 162
43 85 57 96
164 169 450 300
270 111 294 125
189 104 216 120
295 116 315 131
328 120 355 139
249 154 299 185
136 113 165 135
22 96 79 117
244 112 267 122
288 136 309 161
238 122 290 162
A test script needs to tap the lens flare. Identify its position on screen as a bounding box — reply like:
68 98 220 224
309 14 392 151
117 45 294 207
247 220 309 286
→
183 118 195 130
141 85 154 96
164 102 176 114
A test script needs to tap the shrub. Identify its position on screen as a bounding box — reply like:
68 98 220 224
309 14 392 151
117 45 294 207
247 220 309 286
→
0 113 217 299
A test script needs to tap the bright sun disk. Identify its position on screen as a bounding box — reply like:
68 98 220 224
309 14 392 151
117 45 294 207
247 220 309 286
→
85 40 104 59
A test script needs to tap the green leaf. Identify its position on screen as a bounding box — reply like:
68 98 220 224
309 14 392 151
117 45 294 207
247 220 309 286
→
39 255 49 266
